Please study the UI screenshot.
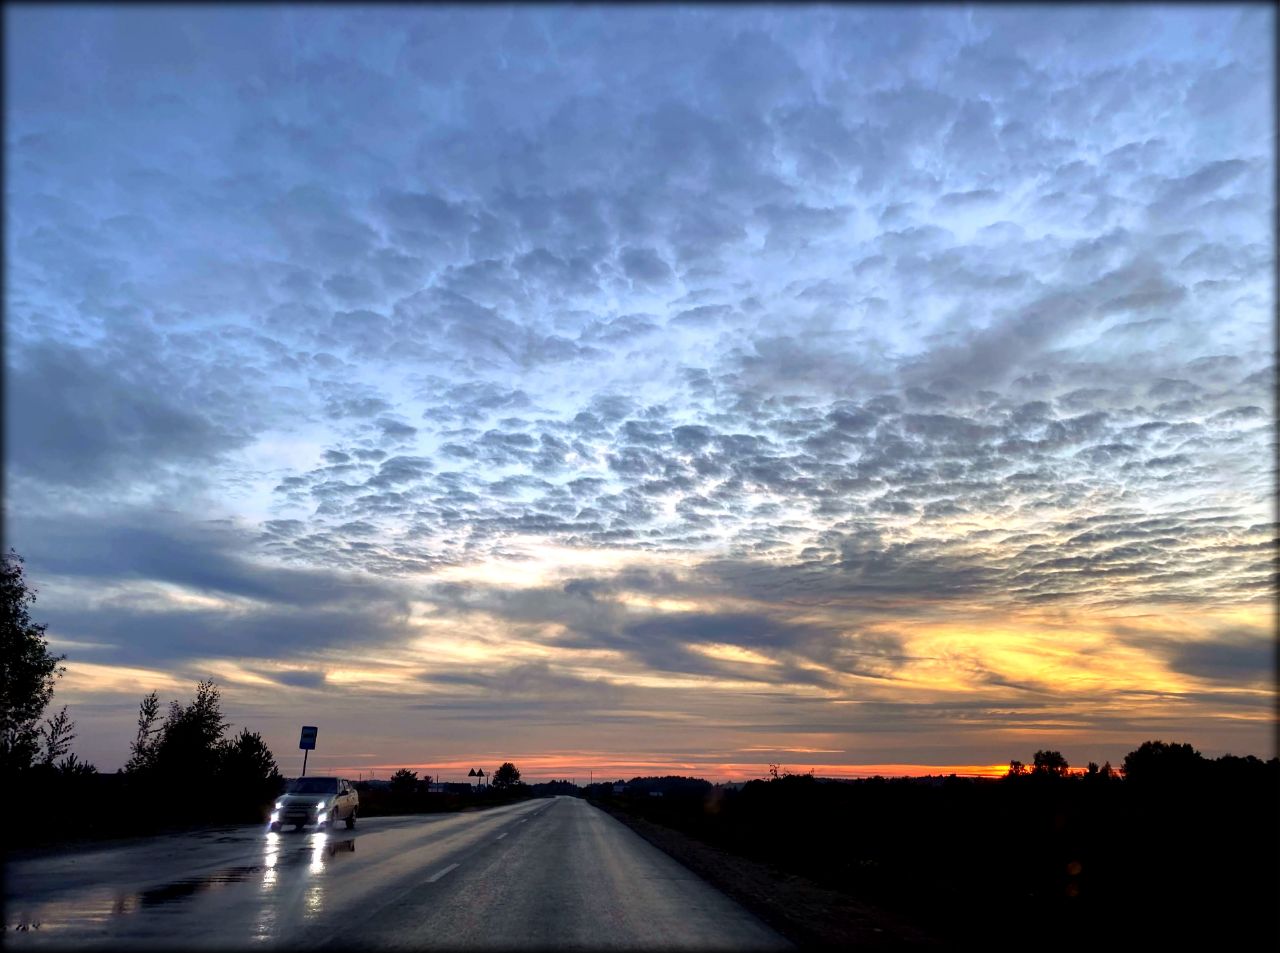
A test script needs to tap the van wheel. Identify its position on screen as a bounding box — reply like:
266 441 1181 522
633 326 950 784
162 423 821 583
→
269 822 280 832
346 810 356 830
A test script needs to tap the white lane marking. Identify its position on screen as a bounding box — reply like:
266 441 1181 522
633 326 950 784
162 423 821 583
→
496 833 508 840
427 863 459 883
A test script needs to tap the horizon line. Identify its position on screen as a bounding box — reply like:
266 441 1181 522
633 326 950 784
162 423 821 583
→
314 762 1019 783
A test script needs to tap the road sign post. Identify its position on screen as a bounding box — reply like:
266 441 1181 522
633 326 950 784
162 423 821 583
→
299 725 318 776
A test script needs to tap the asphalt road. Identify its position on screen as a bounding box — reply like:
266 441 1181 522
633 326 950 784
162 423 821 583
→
4 796 789 950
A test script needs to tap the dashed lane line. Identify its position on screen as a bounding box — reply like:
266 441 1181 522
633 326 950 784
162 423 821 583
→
426 863 459 883
496 833 508 840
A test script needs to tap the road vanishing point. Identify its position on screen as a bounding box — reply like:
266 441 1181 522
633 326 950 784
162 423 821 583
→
5 796 790 949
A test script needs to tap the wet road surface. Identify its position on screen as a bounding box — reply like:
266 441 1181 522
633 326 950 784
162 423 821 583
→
4 796 789 949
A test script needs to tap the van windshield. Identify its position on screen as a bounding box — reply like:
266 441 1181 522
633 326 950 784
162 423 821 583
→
287 777 339 795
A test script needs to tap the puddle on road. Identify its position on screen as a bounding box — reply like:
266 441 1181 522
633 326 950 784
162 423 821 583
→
4 833 357 937
134 865 263 907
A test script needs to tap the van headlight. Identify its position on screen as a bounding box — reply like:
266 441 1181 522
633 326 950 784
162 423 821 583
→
270 811 280 822
275 800 285 810
315 800 328 813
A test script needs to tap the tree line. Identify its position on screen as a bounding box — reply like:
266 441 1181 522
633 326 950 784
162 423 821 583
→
589 751 1277 947
1004 743 1274 785
4 550 285 843
386 760 523 794
356 762 530 816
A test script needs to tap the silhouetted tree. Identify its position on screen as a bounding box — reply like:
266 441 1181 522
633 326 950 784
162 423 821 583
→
55 752 97 777
390 768 419 796
118 680 282 822
151 680 229 785
38 705 76 767
1 550 66 775
1213 753 1266 779
1006 760 1026 777
126 691 163 774
219 728 282 806
1032 749 1069 777
492 762 521 790
1083 760 1115 782
1123 740 1204 784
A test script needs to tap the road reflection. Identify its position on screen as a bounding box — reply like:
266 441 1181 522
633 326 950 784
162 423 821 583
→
310 833 327 874
7 829 360 943
251 830 357 938
260 830 356 878
263 832 280 888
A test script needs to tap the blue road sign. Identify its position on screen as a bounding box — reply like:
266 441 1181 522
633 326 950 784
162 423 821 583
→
299 725 318 750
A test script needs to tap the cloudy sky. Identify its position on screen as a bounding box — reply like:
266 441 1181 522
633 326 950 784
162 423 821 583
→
5 5 1274 780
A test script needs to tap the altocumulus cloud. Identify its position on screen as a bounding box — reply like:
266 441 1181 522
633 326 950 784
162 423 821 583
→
4 5 1274 774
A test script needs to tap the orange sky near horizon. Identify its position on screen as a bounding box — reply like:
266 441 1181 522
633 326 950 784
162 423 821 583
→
326 757 1018 784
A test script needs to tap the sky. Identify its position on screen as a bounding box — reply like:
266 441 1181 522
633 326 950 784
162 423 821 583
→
4 5 1275 782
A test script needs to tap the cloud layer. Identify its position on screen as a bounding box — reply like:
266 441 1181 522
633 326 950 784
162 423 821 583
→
5 6 1274 776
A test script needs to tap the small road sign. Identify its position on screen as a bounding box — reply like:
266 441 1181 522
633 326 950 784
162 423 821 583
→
299 726 318 750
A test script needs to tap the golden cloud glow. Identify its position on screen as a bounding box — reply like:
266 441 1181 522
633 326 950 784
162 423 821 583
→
689 643 779 666
429 542 688 589
324 667 420 688
60 661 189 696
